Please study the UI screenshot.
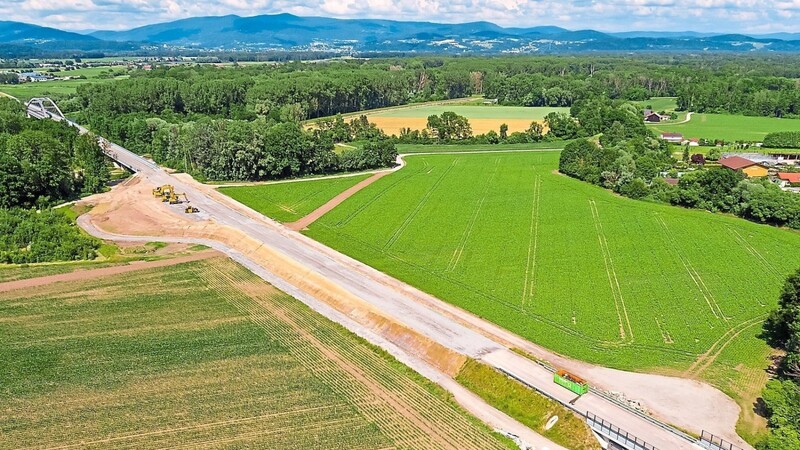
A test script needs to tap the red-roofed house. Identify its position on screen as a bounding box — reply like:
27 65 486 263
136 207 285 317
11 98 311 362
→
778 172 800 187
719 156 769 178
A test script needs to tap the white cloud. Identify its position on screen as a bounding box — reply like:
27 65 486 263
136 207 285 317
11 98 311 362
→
4 0 799 34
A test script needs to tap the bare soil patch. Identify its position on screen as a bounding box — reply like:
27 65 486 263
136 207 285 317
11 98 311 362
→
0 250 217 294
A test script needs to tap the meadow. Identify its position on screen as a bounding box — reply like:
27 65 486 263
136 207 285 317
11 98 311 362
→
0 66 129 100
0 256 511 449
302 151 800 432
219 174 372 222
638 96 679 112
397 141 570 153
366 105 569 135
651 113 800 142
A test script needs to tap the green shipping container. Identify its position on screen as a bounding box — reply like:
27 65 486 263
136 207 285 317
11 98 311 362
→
554 371 589 395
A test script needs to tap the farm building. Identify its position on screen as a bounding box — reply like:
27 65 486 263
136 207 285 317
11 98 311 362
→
19 71 51 82
660 132 684 143
683 138 700 147
777 172 800 187
719 156 769 178
644 110 665 122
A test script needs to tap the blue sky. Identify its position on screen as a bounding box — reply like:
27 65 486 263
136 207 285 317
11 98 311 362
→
5 0 800 34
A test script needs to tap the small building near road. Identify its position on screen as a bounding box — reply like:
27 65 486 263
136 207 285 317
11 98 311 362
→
777 172 800 188
644 111 665 122
719 156 769 178
660 132 684 143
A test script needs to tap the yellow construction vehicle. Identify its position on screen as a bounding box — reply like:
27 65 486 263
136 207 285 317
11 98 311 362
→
153 184 173 197
185 205 199 213
168 192 189 205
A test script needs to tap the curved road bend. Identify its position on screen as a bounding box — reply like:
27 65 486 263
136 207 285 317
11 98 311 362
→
51 111 714 450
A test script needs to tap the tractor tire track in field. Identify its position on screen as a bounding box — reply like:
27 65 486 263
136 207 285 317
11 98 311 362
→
445 158 500 272
521 173 542 309
383 159 458 251
683 315 768 378
333 167 420 229
727 227 783 283
589 199 634 342
655 214 729 326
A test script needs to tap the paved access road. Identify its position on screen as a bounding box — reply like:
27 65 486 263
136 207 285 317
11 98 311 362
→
48 111 711 450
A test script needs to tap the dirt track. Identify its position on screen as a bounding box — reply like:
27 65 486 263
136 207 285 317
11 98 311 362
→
0 250 217 293
286 171 393 230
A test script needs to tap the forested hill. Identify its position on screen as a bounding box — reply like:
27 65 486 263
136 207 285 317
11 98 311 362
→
86 14 800 53
6 14 800 55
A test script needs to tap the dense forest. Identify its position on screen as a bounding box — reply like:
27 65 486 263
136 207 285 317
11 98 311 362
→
68 55 800 121
0 98 107 262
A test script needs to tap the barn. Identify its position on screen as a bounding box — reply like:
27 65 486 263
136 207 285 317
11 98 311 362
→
719 156 769 178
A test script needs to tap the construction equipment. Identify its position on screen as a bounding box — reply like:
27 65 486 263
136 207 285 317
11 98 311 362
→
168 192 189 205
153 184 173 198
185 205 199 214
553 370 589 395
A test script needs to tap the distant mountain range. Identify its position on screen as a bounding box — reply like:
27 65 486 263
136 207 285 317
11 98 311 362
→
2 14 800 56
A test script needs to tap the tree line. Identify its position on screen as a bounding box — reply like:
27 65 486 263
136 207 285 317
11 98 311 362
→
0 98 107 263
760 270 800 449
0 98 108 208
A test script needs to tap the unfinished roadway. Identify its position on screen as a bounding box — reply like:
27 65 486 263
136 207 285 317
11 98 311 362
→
31 103 749 450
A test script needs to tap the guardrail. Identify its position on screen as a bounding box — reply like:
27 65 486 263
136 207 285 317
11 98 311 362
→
697 431 744 450
585 412 659 450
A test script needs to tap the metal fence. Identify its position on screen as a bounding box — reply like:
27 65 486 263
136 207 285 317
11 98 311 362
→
698 431 744 450
585 411 658 450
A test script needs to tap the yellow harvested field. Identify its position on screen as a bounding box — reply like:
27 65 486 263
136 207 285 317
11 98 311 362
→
367 117 545 136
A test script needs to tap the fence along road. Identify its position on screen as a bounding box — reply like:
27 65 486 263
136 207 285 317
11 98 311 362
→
29 100 715 450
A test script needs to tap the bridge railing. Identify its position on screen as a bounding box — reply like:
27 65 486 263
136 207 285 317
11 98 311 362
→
697 431 744 450
585 411 659 450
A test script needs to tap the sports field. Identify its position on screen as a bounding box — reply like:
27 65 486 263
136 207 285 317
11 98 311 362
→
219 174 372 223
651 113 800 142
0 256 511 449
302 151 798 417
366 105 569 135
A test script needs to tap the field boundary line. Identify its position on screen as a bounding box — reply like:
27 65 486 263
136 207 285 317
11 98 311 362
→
0 250 218 294
286 171 393 231
383 159 457 250
445 158 500 272
589 199 634 342
655 215 729 325
521 173 542 308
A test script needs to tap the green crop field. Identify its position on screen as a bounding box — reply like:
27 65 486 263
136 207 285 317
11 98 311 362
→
371 105 570 120
0 256 511 449
0 66 129 101
219 174 372 222
397 141 570 153
300 151 800 423
651 113 800 142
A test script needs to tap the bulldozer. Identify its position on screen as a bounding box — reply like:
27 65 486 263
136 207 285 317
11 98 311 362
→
185 205 199 214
